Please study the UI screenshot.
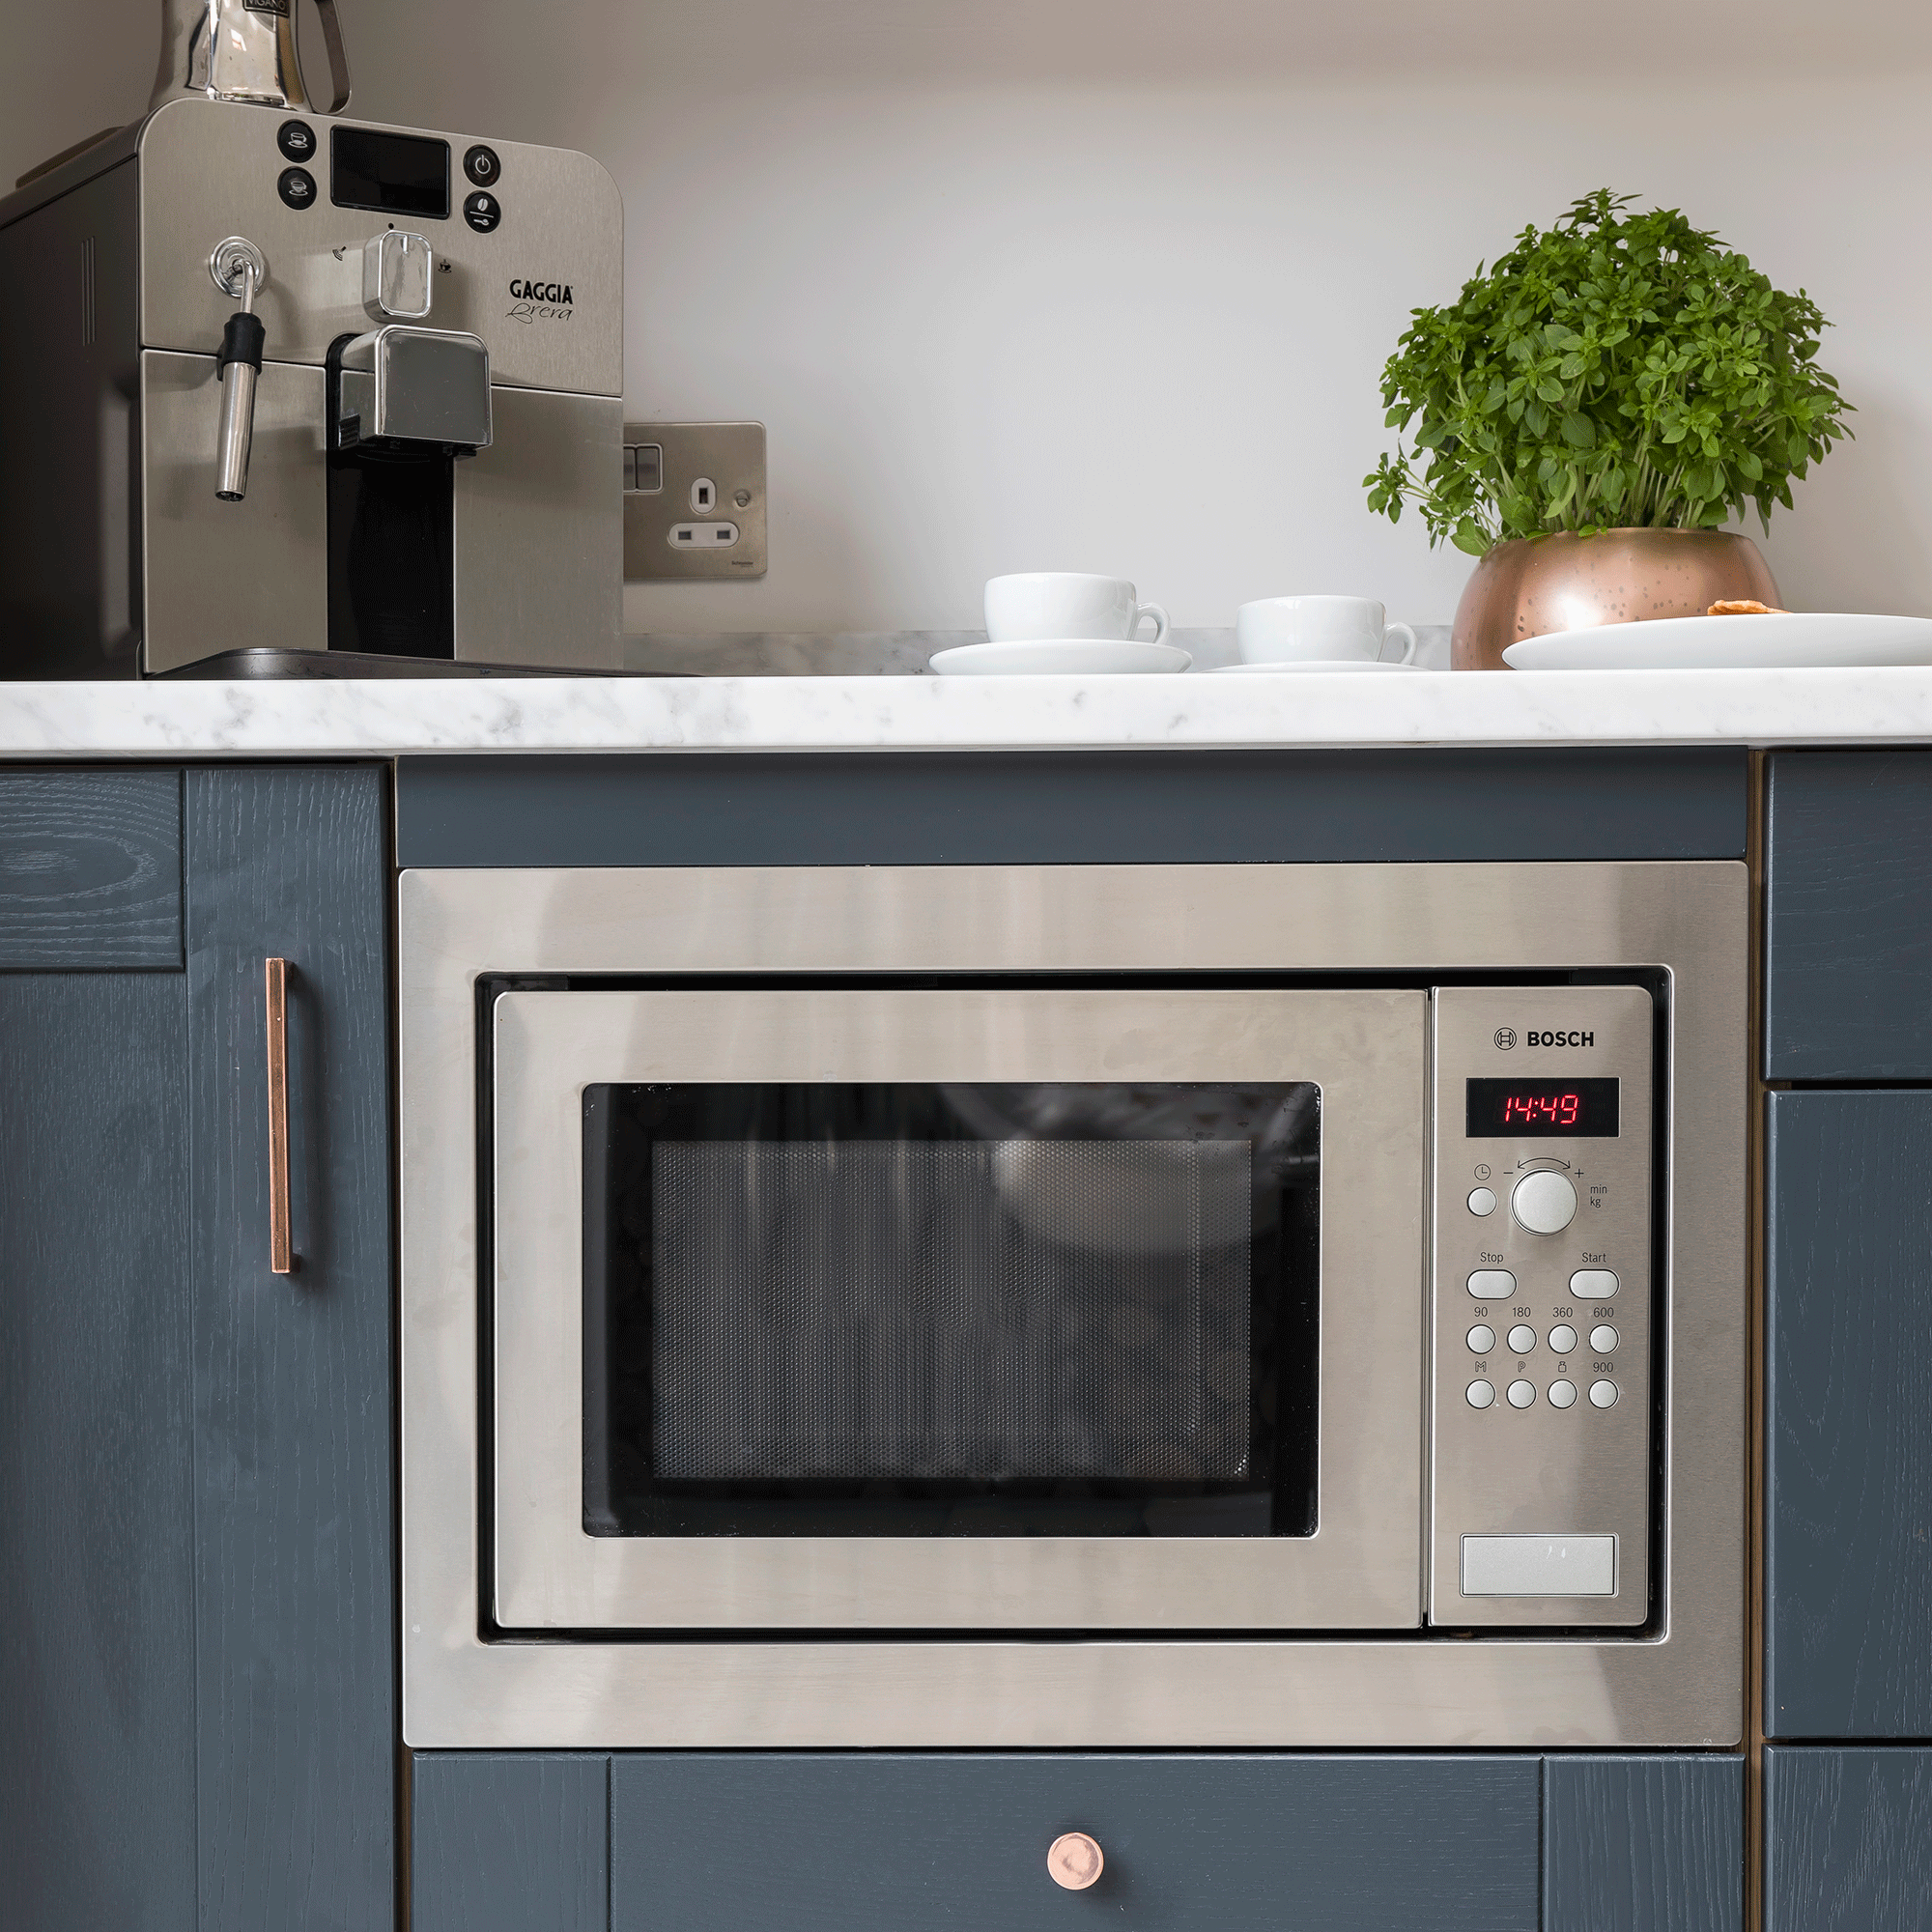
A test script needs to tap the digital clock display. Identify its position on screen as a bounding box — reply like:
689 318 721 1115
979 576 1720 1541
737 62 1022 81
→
1465 1076 1620 1138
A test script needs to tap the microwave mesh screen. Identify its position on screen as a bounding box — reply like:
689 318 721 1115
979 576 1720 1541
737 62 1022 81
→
650 1139 1253 1481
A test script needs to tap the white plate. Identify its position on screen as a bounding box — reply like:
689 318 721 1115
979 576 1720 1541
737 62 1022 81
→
1208 659 1429 675
1502 612 1932 671
928 639 1192 675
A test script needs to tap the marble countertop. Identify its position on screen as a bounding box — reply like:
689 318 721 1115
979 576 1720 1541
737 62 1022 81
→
4 666 1932 756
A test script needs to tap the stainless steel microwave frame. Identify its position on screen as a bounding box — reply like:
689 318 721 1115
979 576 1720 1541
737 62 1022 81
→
400 860 1747 1748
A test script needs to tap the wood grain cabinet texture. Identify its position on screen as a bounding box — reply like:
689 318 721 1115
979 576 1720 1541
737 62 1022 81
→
185 768 395 1931
1764 1747 1932 1931
1544 1755 1744 1932
410 1750 1743 1932
1766 750 1932 1080
0 768 182 967
1766 1093 1932 1740
0 766 395 1932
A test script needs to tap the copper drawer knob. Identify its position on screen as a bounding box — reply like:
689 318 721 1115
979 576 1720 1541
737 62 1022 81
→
1047 1832 1104 1890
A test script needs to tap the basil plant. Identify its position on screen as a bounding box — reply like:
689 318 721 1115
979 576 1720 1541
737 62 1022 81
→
1364 189 1852 556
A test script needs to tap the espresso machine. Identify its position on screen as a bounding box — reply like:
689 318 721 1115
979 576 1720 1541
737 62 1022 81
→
0 0 624 675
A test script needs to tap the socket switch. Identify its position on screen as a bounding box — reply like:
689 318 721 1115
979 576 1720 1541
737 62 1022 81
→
623 421 766 580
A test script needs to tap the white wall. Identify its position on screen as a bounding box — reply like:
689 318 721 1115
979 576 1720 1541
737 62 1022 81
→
11 2 1931 633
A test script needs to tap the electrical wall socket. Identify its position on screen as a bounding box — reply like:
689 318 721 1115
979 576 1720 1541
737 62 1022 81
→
622 421 767 580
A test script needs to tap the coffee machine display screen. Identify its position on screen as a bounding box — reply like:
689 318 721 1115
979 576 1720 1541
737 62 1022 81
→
331 128 451 221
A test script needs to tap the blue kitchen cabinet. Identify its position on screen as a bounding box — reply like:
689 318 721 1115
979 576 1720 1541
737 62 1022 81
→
1764 1747 1932 1930
1544 1755 1744 1932
0 768 396 1931
410 1750 1743 1932
1766 750 1932 1080
1766 1091 1932 1739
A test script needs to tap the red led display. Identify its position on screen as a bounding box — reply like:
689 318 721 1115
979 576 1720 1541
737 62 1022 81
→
1465 1077 1620 1138
1503 1090 1581 1127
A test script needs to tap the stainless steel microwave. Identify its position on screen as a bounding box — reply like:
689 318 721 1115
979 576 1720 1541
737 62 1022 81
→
399 860 1746 1748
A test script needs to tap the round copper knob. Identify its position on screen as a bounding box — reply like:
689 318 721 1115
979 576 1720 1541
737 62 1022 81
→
1046 1832 1104 1890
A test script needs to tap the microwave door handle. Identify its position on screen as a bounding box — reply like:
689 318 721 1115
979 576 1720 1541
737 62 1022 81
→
266 956 294 1275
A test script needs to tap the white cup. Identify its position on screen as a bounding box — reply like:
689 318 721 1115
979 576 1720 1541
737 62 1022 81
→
984 573 1170 646
1236 596 1417 666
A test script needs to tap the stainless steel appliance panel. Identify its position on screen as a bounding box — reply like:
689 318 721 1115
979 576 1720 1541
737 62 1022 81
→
0 159 142 674
1429 986 1654 1627
399 861 1747 1749
453 387 622 667
140 349 327 670
137 99 621 395
491 985 1427 1631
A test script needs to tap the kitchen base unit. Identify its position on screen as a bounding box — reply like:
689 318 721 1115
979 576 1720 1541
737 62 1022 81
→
0 767 395 1932
412 1750 1745 1932
397 749 1748 1750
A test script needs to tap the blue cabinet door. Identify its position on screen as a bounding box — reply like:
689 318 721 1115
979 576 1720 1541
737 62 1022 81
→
411 1749 1746 1932
1766 1092 1932 1739
610 1752 1542 1932
1765 1747 1932 1930
1766 751 1932 1080
185 768 396 1930
0 768 396 1932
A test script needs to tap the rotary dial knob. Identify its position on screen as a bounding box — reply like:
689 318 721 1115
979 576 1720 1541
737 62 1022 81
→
1512 1169 1577 1236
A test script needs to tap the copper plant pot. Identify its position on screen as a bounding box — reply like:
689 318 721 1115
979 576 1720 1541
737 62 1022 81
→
1451 529 1783 670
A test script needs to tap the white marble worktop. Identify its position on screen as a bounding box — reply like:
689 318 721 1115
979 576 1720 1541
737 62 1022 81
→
3 667 1932 756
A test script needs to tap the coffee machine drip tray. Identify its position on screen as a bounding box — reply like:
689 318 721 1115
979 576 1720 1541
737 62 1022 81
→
158 649 678 681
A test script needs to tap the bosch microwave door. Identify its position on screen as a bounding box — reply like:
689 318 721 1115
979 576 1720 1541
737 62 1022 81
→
489 986 1428 1633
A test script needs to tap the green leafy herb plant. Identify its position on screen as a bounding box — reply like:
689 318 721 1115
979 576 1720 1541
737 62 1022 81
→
1364 189 1852 556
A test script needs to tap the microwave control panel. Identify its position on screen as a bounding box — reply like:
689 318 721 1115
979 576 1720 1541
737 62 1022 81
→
1428 985 1654 1628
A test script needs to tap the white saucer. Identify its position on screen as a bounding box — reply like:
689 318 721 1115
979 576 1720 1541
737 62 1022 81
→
1503 612 1932 671
929 639 1192 676
1209 659 1428 675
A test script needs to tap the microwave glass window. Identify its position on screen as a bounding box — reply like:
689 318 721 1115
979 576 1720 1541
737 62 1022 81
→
582 1082 1320 1539
1464 1076 1620 1138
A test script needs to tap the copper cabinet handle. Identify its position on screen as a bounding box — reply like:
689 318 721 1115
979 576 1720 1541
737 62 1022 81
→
1046 1833 1104 1890
266 957 292 1274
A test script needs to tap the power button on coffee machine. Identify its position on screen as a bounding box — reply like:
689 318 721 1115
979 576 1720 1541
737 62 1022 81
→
464 145 500 187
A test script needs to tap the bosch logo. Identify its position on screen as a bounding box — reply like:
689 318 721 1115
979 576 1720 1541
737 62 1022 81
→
1526 1029 1595 1047
1493 1028 1516 1050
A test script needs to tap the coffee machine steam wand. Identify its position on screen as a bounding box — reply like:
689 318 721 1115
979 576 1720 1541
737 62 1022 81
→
210 236 269 501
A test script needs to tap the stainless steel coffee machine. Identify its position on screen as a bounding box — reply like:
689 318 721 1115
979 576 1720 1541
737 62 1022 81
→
0 2 623 676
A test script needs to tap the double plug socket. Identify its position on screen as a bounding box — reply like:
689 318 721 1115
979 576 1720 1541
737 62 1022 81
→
622 421 767 580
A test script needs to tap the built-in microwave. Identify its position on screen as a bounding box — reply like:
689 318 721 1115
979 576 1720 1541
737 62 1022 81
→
399 860 1746 1748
